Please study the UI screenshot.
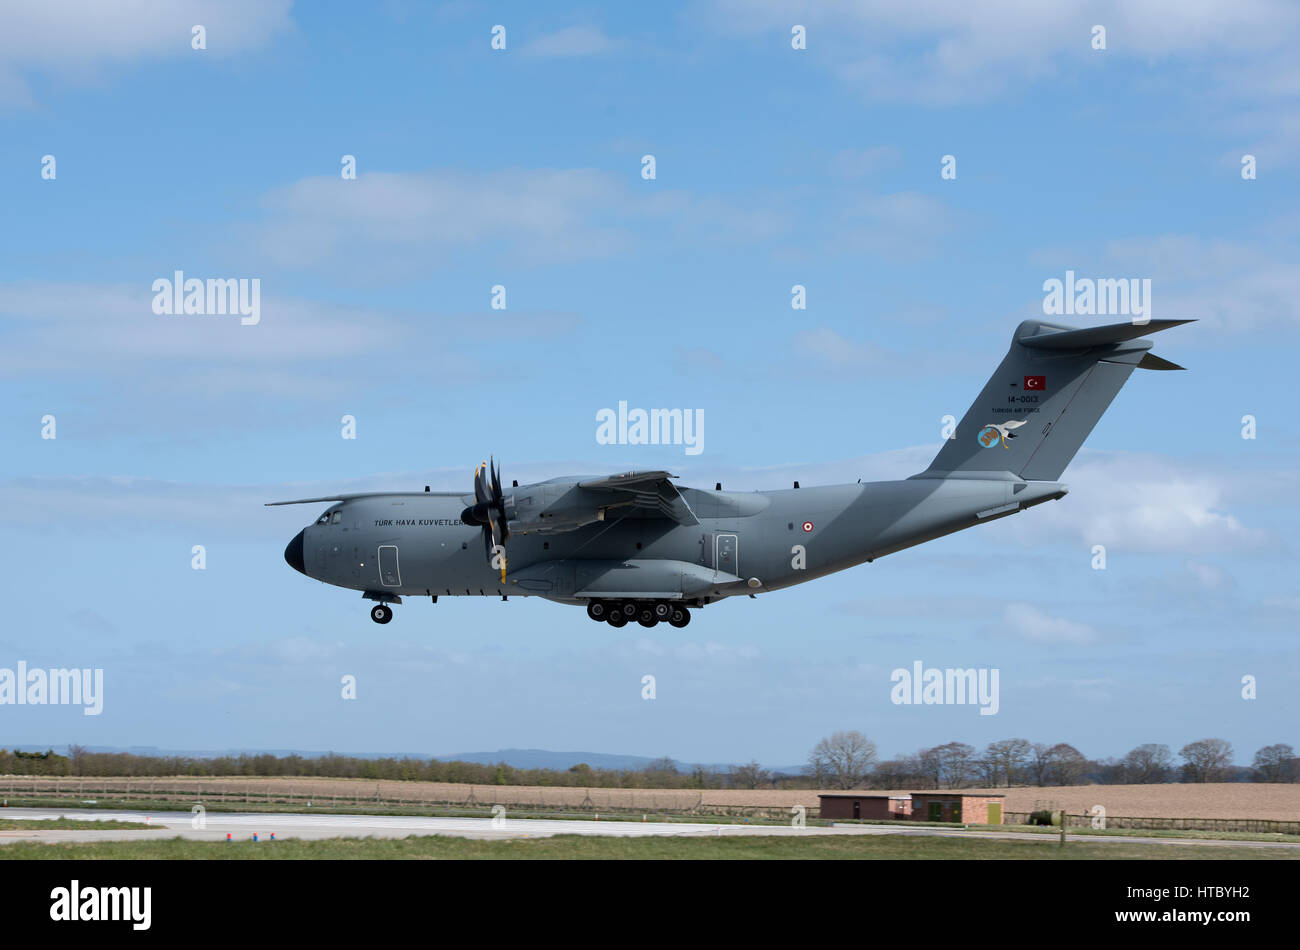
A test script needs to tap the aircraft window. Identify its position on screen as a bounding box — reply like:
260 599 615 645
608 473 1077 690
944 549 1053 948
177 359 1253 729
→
331 511 342 524
316 513 330 525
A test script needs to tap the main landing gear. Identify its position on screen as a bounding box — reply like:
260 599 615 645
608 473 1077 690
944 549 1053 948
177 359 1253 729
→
586 599 691 628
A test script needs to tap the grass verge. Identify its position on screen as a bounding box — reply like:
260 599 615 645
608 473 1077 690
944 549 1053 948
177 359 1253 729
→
2 833 1298 860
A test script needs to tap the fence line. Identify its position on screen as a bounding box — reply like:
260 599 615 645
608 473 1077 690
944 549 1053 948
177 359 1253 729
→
1003 811 1300 835
0 776 792 817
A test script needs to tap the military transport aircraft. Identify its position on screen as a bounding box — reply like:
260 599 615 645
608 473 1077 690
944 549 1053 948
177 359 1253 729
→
270 318 1190 627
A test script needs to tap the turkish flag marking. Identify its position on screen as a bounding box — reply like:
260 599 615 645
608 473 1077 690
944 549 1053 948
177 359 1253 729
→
1024 375 1046 391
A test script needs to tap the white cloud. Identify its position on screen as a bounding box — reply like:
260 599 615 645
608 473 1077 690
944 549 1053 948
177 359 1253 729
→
832 191 956 258
252 167 790 275
0 281 587 395
1002 451 1276 555
672 345 726 374
524 25 618 58
1002 602 1098 645
0 281 399 371
1100 234 1300 331
830 146 903 178
1182 560 1233 591
0 0 293 105
257 168 633 269
707 0 1300 105
792 327 893 371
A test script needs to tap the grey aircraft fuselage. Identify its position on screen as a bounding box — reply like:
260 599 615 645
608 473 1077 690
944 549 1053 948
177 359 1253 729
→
287 476 1066 606
275 317 1191 623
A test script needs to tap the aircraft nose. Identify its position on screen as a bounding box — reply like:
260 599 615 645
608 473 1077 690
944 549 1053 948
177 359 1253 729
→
284 529 306 574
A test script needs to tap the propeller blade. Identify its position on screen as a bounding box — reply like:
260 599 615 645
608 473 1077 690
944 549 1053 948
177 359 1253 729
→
492 458 510 544
468 457 510 582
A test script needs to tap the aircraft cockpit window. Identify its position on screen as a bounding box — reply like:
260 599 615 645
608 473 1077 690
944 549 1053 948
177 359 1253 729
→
331 511 342 524
316 512 330 525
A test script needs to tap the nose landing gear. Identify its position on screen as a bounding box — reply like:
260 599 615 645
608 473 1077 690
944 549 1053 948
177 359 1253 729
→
363 592 401 624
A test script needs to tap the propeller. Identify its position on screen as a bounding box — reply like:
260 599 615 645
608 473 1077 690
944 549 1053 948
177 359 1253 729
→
460 458 511 581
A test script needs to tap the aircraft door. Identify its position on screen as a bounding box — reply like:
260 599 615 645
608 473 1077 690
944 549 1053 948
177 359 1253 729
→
378 544 401 587
716 533 738 576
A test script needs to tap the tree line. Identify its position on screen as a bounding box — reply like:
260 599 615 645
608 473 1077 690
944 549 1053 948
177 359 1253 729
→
802 732 1300 789
0 737 1294 789
0 748 717 789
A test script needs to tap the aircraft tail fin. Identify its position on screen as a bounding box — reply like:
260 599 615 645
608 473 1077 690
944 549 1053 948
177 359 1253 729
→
916 319 1192 482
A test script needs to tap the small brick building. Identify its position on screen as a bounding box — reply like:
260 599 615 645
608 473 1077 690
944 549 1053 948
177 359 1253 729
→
908 792 1004 824
816 794 912 821
818 791 1005 824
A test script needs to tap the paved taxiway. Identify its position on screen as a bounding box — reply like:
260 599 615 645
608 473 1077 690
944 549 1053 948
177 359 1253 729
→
2 808 1298 849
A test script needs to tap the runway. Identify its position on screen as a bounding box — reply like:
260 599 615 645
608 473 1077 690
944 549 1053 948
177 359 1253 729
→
2 807 1298 849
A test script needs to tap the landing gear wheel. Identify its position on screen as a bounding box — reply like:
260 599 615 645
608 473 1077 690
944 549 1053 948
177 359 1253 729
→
586 601 607 622
652 602 672 621
370 604 393 624
637 607 658 627
606 611 628 628
618 601 638 619
668 607 690 628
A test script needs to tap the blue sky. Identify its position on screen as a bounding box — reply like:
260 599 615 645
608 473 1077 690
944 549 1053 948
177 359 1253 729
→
1 1 1298 769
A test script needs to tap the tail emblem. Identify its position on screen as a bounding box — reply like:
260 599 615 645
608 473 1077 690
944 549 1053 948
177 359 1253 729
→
977 419 1027 449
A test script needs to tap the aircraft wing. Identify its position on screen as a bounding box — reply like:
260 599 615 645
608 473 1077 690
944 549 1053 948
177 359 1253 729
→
511 470 699 532
577 470 700 527
265 491 463 506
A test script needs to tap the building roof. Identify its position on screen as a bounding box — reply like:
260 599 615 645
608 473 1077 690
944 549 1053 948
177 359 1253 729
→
818 790 1006 799
909 791 1006 798
817 793 910 800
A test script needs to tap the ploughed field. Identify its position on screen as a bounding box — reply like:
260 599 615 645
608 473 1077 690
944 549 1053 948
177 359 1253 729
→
5 776 1298 822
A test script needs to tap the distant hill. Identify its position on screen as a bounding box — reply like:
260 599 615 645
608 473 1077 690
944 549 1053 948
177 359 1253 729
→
12 742 803 774
432 748 683 771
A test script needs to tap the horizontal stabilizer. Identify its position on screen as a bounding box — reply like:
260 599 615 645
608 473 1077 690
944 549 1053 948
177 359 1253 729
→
1137 352 1185 371
1018 318 1195 350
